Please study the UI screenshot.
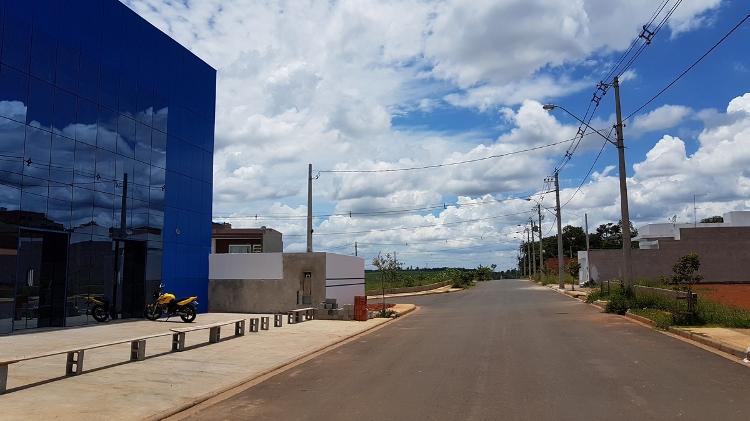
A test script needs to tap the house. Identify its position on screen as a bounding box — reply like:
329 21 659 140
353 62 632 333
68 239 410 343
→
211 223 283 254
579 211 750 284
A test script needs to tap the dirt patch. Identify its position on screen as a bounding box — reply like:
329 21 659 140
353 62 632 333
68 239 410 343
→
694 284 750 310
366 303 395 312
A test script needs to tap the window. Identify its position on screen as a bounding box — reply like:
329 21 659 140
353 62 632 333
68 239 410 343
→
252 244 262 253
228 245 252 254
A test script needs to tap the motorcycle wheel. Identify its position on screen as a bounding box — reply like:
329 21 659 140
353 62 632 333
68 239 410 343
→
92 304 109 322
145 304 162 321
180 305 197 323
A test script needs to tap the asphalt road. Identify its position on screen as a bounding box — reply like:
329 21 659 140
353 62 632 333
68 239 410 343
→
187 280 750 421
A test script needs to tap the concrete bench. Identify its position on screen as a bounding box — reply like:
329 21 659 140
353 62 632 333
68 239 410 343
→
0 331 172 394
170 318 246 351
288 307 316 324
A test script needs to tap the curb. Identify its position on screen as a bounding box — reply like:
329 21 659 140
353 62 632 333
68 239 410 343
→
530 279 750 364
155 307 419 421
367 287 462 300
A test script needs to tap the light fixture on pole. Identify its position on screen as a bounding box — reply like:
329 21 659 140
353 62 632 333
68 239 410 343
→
543 89 632 288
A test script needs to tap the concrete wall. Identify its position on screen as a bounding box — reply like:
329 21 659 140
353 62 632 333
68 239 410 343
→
263 230 283 252
208 252 327 313
325 254 365 305
586 226 750 283
209 253 283 279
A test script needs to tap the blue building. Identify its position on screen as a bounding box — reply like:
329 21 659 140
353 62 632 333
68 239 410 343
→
0 0 216 333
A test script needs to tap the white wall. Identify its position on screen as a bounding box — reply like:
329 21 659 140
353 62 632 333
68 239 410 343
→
325 253 365 305
209 253 283 280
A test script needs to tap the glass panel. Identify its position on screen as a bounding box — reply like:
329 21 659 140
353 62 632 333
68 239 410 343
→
134 122 151 164
19 191 47 228
50 134 76 184
1 10 31 71
89 235 114 309
150 166 165 210
119 77 137 117
29 29 56 83
150 129 166 168
136 82 153 126
97 106 118 152
76 98 98 145
74 141 96 186
117 115 136 158
53 88 77 138
56 45 80 92
78 50 99 102
115 155 134 196
71 186 94 234
66 232 91 327
23 126 51 197
0 64 29 122
46 197 71 230
0 184 22 226
0 228 17 334
92 191 114 232
95 148 116 194
0 116 26 187
99 65 118 111
14 234 42 330
26 77 54 130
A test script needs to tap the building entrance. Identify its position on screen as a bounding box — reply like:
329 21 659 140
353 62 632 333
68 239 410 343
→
112 240 147 319
14 230 69 330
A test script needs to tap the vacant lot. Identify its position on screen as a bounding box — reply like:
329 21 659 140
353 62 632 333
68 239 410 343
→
694 284 750 310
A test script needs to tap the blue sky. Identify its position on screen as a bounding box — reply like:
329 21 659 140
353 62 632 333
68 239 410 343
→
124 0 750 269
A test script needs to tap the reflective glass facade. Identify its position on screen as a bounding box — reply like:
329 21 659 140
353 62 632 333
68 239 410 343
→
0 0 215 333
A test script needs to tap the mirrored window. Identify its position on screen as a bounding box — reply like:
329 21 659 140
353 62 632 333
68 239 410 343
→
97 106 118 152
0 64 29 122
117 115 136 158
53 88 76 138
27 77 54 130
76 98 98 145
29 29 56 83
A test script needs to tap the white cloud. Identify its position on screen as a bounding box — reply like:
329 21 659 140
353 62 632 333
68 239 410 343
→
120 0 726 269
631 104 692 135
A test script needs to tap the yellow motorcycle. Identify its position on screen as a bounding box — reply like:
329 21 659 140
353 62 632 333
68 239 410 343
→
145 283 198 322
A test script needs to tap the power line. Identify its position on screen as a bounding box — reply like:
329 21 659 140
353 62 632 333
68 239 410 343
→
213 195 539 221
561 126 616 209
624 12 750 122
317 137 579 174
282 210 534 237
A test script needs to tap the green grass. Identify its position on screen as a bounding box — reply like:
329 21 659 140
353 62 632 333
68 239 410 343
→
589 286 750 328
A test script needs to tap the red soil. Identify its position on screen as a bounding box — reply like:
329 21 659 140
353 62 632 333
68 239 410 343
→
366 303 395 312
694 284 750 310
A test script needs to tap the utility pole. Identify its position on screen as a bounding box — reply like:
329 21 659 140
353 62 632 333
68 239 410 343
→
585 212 590 285
613 76 632 288
529 219 536 277
307 163 313 253
112 172 128 320
693 194 697 228
552 172 564 289
537 203 544 276
526 227 531 278
354 241 358 256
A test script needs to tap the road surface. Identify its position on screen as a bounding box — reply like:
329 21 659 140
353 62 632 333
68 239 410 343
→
186 279 750 420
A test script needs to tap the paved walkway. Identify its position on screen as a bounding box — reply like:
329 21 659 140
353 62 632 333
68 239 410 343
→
0 313 391 420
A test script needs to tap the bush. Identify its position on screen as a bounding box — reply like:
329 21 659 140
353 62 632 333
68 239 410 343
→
605 292 629 315
585 289 603 303
376 309 398 318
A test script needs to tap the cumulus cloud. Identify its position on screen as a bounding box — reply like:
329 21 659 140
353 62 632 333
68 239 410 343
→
630 104 692 135
121 0 726 269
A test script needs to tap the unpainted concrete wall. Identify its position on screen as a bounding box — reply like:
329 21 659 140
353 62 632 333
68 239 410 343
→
208 252 327 313
588 226 750 283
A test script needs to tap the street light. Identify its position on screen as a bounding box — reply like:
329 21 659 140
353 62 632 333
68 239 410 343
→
544 77 632 288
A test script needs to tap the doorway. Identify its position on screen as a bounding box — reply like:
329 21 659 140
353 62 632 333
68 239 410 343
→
14 230 68 330
111 240 146 319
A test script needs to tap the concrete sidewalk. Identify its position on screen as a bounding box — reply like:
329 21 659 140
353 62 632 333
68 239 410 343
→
0 313 396 420
538 281 750 362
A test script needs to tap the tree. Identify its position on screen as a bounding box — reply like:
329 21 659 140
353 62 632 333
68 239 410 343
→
566 259 581 279
372 252 402 311
589 220 638 249
671 253 703 317
700 216 723 223
475 265 492 281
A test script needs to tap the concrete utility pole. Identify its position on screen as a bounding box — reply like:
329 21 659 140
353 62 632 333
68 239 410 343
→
613 76 632 288
554 172 564 289
537 203 544 275
529 218 536 277
355 241 358 256
307 164 313 253
585 213 590 285
526 227 531 278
